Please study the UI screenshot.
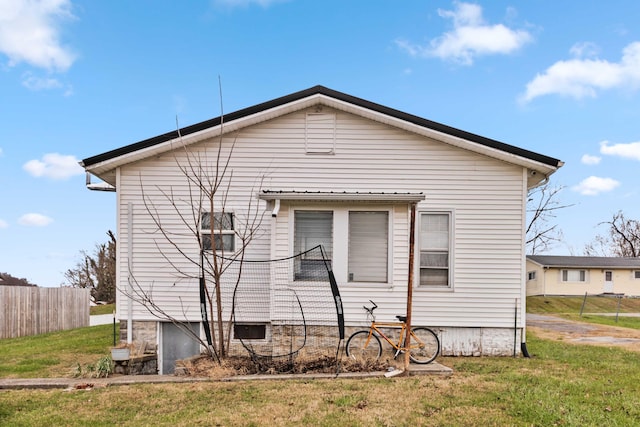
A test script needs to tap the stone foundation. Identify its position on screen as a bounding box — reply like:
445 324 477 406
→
114 354 158 375
119 318 522 366
118 320 157 353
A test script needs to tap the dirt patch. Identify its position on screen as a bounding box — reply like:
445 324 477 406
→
527 314 640 352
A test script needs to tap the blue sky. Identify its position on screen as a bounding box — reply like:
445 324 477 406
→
1 0 639 287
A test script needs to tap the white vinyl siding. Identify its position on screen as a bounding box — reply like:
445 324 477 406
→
116 105 527 329
348 211 388 282
305 113 335 154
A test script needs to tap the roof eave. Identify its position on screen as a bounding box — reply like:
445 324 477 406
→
82 85 563 182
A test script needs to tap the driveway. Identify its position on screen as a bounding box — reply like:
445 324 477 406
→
90 314 115 326
527 313 640 351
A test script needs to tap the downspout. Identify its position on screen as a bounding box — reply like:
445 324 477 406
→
521 169 531 357
127 202 133 344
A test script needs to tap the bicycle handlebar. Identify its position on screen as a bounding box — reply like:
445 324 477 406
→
364 300 378 314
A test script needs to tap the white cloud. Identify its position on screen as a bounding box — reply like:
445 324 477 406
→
23 153 83 180
0 0 76 71
0 147 3 156
521 42 640 103
569 42 600 59
581 154 601 165
21 72 62 90
600 140 640 161
18 213 53 227
572 176 620 196
396 2 532 65
0 219 8 228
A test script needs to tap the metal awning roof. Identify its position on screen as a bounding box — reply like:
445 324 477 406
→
259 190 425 203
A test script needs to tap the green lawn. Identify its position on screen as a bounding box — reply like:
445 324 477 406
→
90 303 115 316
2 298 640 425
1 332 639 426
527 295 640 314
0 324 115 378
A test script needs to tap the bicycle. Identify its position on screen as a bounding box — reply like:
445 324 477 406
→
345 300 440 364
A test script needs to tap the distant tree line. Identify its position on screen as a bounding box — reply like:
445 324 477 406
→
64 230 116 303
0 272 36 287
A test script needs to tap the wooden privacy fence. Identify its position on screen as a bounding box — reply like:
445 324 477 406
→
0 286 90 339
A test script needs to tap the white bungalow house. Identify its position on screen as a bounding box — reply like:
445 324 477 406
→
526 255 640 296
82 86 562 373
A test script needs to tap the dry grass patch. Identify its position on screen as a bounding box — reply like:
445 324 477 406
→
177 353 392 378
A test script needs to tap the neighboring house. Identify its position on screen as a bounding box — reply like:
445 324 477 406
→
526 255 640 296
82 86 562 372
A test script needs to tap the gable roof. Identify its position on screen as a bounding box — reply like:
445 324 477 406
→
82 85 563 184
527 255 640 269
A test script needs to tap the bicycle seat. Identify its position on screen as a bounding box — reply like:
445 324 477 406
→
396 315 407 322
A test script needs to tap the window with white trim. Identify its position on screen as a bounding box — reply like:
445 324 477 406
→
294 211 333 280
634 271 640 279
348 211 388 282
527 271 536 281
419 212 451 287
201 212 235 252
561 269 586 282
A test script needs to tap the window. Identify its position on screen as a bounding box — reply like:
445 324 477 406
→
201 212 235 252
635 271 640 279
233 324 266 340
294 211 333 280
419 212 451 287
528 271 536 281
561 269 586 282
348 211 388 282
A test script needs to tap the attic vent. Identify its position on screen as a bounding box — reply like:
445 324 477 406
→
305 112 335 154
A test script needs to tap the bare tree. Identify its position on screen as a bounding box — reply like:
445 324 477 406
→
584 211 640 257
64 230 117 303
119 101 266 362
526 182 572 254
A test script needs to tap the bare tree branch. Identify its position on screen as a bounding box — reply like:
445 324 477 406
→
526 183 572 254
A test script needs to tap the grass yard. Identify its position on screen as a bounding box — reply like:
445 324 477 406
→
2 297 640 425
1 333 639 426
527 295 640 314
90 303 115 316
0 324 114 379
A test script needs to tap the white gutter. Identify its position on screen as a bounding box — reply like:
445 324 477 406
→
85 172 115 192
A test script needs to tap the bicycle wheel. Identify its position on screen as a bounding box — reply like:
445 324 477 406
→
345 330 382 362
408 327 440 364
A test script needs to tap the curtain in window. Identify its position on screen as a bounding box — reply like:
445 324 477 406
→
348 211 388 282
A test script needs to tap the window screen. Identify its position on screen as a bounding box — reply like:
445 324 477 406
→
419 213 450 287
294 211 333 279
